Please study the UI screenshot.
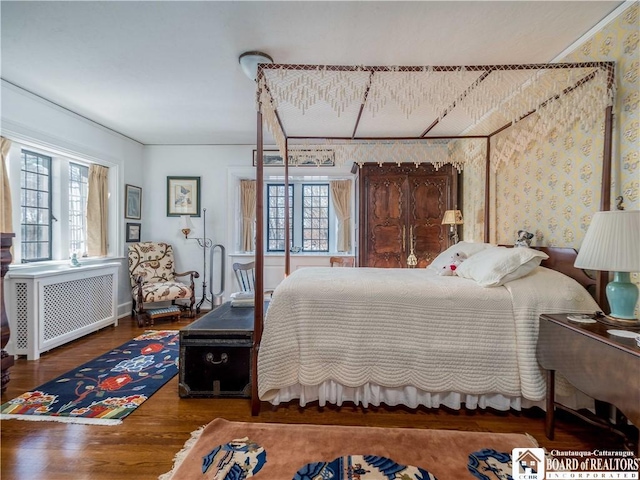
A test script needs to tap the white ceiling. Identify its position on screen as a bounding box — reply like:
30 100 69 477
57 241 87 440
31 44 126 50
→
0 1 624 146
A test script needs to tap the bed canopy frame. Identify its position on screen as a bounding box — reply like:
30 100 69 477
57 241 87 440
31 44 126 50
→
250 61 615 414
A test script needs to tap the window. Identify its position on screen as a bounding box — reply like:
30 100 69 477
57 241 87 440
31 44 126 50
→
68 162 89 256
20 150 52 262
266 181 332 253
17 147 94 263
302 184 329 251
267 184 293 252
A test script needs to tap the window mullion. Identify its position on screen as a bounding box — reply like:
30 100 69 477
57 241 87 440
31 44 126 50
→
292 184 302 251
53 158 67 260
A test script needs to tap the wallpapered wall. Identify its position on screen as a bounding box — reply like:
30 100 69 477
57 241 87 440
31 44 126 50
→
462 2 638 311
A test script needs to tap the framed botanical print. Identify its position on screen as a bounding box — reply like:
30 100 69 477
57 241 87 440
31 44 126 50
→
125 184 142 219
167 176 201 217
126 223 141 242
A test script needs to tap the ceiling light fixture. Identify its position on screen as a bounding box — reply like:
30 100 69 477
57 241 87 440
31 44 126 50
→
238 51 273 81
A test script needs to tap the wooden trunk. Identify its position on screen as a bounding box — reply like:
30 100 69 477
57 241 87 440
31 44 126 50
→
179 302 254 398
355 163 457 268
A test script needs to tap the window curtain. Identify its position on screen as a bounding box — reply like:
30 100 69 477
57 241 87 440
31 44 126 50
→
87 164 108 256
240 179 256 251
0 137 12 234
330 180 351 252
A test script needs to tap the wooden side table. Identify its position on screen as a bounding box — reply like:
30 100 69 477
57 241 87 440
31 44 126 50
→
537 313 639 451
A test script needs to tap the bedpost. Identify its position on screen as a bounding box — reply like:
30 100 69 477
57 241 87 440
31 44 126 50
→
284 139 290 276
484 136 491 243
252 109 264 416
595 104 614 311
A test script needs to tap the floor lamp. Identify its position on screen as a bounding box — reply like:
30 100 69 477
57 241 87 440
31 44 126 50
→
180 208 212 313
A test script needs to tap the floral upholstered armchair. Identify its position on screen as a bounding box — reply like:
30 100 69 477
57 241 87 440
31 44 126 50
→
128 242 199 320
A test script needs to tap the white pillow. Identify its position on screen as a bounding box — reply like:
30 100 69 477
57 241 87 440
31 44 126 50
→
455 246 548 287
428 242 496 271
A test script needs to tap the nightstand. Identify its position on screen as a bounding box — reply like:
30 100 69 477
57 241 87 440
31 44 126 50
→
537 314 640 450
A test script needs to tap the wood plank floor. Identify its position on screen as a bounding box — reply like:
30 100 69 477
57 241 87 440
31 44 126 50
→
0 314 630 480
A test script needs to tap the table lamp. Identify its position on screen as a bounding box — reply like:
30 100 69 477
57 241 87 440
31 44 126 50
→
442 209 464 244
574 210 640 321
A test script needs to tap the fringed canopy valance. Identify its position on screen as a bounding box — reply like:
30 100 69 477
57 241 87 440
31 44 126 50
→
256 62 615 171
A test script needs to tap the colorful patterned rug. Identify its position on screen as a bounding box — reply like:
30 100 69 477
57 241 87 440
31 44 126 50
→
159 418 538 479
1 330 179 425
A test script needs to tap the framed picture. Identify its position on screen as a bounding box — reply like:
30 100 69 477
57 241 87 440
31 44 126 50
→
126 223 141 242
124 184 142 219
253 149 335 167
167 176 201 217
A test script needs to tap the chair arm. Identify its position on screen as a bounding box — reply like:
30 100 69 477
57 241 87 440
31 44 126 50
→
174 270 199 292
174 270 200 280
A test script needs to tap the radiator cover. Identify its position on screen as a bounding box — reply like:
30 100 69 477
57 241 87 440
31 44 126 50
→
6 263 120 360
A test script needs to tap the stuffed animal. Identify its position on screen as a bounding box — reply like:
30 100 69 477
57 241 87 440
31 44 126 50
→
515 230 534 247
438 251 467 276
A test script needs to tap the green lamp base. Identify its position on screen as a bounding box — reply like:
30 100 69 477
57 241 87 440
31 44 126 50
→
606 272 639 320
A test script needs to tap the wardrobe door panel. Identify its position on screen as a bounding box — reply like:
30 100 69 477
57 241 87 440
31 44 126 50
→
371 225 404 254
414 224 445 266
410 177 447 220
370 178 404 220
409 173 452 266
363 174 407 267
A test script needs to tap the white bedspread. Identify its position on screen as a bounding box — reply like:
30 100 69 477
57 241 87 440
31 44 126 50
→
257 266 599 406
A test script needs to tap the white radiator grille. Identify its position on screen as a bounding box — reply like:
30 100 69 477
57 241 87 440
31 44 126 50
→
42 274 114 342
15 282 28 350
6 263 119 360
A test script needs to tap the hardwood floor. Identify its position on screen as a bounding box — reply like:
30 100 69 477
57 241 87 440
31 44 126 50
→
0 314 630 480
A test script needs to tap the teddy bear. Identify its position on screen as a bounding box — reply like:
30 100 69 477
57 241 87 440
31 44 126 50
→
515 230 534 247
437 251 467 276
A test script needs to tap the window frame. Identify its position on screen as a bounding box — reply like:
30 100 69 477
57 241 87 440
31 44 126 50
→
7 140 117 266
301 183 330 252
266 183 294 252
20 149 53 263
68 161 89 257
265 180 335 254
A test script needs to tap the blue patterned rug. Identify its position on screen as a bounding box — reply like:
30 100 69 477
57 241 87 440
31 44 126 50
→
198 438 437 480
1 330 179 425
468 448 514 480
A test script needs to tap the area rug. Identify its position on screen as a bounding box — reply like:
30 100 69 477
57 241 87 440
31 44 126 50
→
159 418 538 479
1 330 179 425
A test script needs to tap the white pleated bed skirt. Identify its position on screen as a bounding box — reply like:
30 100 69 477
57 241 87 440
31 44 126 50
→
268 380 594 413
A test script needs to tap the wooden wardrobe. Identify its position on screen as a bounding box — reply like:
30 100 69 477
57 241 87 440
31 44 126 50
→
353 163 458 268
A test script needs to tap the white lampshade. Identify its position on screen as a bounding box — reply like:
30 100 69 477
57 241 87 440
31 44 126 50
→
574 210 640 272
180 215 194 230
442 210 464 225
180 215 194 238
239 51 273 81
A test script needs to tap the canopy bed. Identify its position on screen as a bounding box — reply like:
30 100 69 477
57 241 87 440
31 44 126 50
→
250 61 616 415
